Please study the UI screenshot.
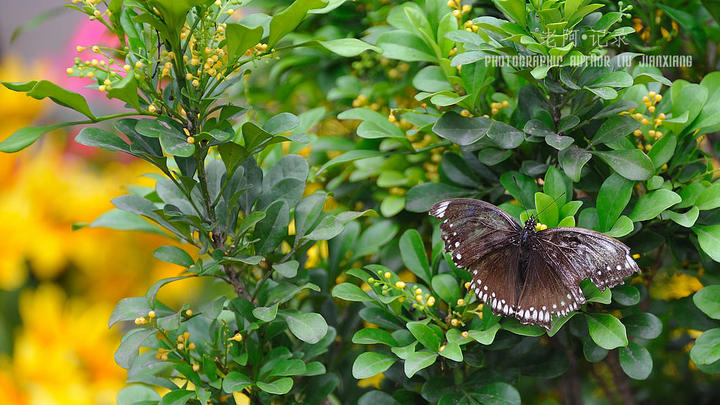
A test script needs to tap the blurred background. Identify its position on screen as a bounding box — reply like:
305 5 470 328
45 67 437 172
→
0 2 206 404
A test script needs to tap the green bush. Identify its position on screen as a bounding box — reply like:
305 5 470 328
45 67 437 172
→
3 0 720 404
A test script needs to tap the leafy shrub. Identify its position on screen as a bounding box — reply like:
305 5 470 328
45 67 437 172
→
3 0 720 404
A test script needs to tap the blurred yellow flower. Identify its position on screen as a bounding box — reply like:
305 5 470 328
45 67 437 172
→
650 272 703 300
1 285 123 405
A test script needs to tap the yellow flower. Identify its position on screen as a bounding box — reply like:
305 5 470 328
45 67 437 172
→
650 273 703 300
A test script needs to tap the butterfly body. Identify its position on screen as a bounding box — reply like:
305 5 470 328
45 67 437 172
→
430 198 640 330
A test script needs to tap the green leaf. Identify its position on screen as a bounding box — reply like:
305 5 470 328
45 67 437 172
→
549 312 577 337
559 146 592 181
502 318 546 337
222 371 253 393
623 313 662 339
690 328 720 365
432 112 491 146
90 209 167 235
606 215 634 237
630 189 681 222
438 342 463 362
75 127 131 153
431 274 460 304
358 391 401 405
694 286 720 320
664 207 699 228
0 122 75 153
352 352 397 378
294 193 326 239
332 283 372 302
377 31 436 63
115 328 155 369
353 220 399 259
593 150 654 181
380 195 406 217
153 246 193 267
268 359 306 377
591 116 641 146
158 389 195 405
487 121 524 149
404 351 438 378
237 211 266 237
280 311 328 344
109 297 151 327
226 23 264 64
647 133 676 169
273 260 299 278
543 166 571 206
407 321 441 351
693 225 720 262
619 342 653 380
413 66 453 93
500 171 538 210
400 229 431 284
696 184 720 211
2 80 95 119
257 377 294 395
117 385 161 405
268 0 329 47
317 149 384 174
582 279 611 304
535 192 559 227
252 303 279 322
597 174 634 232
586 313 628 350
146 276 195 305
352 328 399 346
255 200 289 254
473 382 521 405
468 323 501 345
338 108 405 139
612 285 640 306
315 38 381 56
406 183 470 212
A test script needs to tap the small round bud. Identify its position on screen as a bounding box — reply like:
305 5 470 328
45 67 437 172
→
457 299 465 306
185 309 193 317
395 281 406 288
384 272 392 279
91 45 100 53
461 331 469 338
451 318 459 326
192 363 200 372
148 310 156 318
177 343 185 350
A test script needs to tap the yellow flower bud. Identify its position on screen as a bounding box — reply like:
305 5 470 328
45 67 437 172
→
188 342 196 350
648 91 656 98
388 114 396 123
66 67 74 74
460 109 470 117
642 96 650 103
185 309 193 317
76 46 86 52
135 61 144 69
148 310 156 318
427 296 436 306
395 281 406 288
502 100 509 107
384 272 392 279
462 4 471 13
632 253 640 259
461 331 469 338
658 113 666 120
641 119 650 125
439 344 446 352
92 45 100 53
464 282 471 289
148 104 157 113
654 94 662 102
183 332 190 340
192 79 200 87
648 106 656 113
416 294 424 302
457 298 465 306
192 363 200 372
98 85 106 92
451 318 459 326
177 343 185 350
187 136 195 144
633 129 643 136
228 332 243 342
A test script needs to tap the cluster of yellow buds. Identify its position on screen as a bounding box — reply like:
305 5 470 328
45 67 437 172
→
134 309 157 325
176 331 196 351
68 0 112 20
491 100 510 115
448 0 472 17
535 222 548 231
463 20 479 32
244 42 268 57
460 109 473 117
642 90 663 114
156 348 170 361
387 62 410 80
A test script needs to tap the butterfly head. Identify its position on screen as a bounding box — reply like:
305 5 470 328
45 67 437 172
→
523 215 537 233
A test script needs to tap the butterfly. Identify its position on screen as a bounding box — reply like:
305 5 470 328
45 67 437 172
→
429 198 639 330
